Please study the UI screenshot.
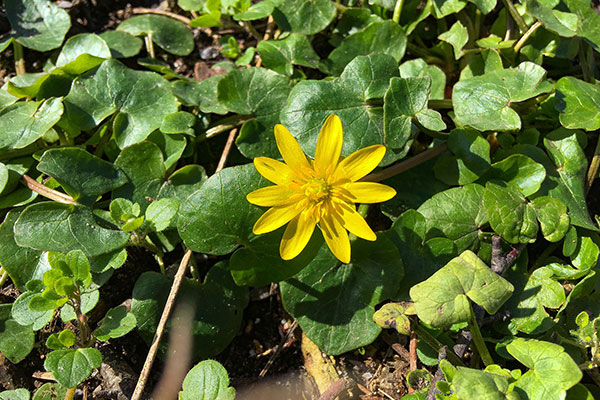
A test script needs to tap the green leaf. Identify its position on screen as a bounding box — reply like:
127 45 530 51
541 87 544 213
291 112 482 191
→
564 0 600 52
384 77 446 150
280 233 403 355
453 62 553 131
257 33 319 76
0 305 34 363
273 0 336 35
94 306 136 341
0 209 45 290
234 0 275 21
145 198 179 232
117 14 194 56
37 148 128 205
508 266 565 334
99 30 143 58
531 197 570 242
418 184 487 252
161 111 196 136
44 348 102 389
0 98 63 151
60 290 99 322
282 54 405 166
32 383 67 400
5 0 71 51
527 0 577 37
63 59 178 149
217 67 291 158
483 182 538 244
46 329 76 350
439 21 469 59
320 21 407 76
507 338 582 399
0 389 29 400
432 0 467 18
555 77 600 131
113 141 166 213
179 360 236 400
540 128 597 231
434 129 490 186
482 154 546 197
178 163 265 255
14 202 129 257
172 77 228 115
571 234 600 270
11 291 53 330
229 228 324 286
178 0 204 11
409 250 514 328
373 302 416 336
55 33 111 75
453 367 512 400
469 0 496 14
132 264 248 359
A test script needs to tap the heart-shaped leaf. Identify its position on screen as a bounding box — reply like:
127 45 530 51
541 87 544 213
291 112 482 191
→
44 348 102 388
117 15 194 56
555 77 600 131
273 0 337 35
179 360 236 400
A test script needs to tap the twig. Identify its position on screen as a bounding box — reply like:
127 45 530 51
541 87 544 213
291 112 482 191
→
259 320 298 378
425 346 448 400
131 249 193 400
22 175 77 205
490 235 525 275
132 7 191 25
150 302 195 400
409 331 418 372
514 21 542 53
362 143 449 183
317 377 352 400
586 131 600 194
216 129 238 172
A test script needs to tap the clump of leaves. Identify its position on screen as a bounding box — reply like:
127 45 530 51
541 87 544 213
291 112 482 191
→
0 0 600 398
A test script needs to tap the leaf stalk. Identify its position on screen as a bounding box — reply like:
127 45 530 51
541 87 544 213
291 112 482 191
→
13 41 25 75
468 306 494 366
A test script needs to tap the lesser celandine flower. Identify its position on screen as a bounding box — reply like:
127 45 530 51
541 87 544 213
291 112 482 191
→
246 114 396 263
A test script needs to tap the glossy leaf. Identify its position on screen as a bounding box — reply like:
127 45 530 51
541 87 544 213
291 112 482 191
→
434 129 490 186
179 360 236 400
44 348 102 388
94 306 136 341
273 0 337 35
118 15 194 56
99 30 143 58
0 305 34 364
555 77 600 131
257 33 320 76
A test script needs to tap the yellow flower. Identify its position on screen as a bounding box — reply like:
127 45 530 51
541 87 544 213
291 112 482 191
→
246 114 396 264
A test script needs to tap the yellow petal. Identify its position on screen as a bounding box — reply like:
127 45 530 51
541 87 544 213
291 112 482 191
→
274 124 311 173
247 186 302 207
333 201 376 241
335 145 386 182
314 114 343 175
345 182 397 203
320 211 351 264
254 157 294 185
280 211 317 260
252 204 301 234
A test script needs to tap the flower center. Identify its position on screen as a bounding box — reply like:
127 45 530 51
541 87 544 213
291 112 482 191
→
303 177 331 203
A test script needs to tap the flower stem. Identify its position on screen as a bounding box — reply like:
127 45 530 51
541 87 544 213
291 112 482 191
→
64 388 75 400
586 131 600 194
362 142 449 183
468 306 494 366
500 0 528 33
392 0 404 23
514 21 541 53
13 42 25 75
21 175 77 205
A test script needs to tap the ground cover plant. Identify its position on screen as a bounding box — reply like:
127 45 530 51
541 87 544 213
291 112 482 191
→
0 0 599 398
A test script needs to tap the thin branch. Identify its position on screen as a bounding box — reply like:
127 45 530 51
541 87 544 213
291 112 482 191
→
514 21 542 53
131 249 193 400
362 143 449 183
132 7 191 25
259 320 298 378
216 129 238 172
22 175 77 205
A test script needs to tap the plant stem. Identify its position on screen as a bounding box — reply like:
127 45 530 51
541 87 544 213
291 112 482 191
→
428 99 453 109
64 387 75 400
245 21 261 41
362 142 449 183
578 40 594 83
586 131 600 194
21 175 77 204
13 42 25 75
202 115 248 139
392 0 404 23
333 2 347 12
145 32 155 59
413 323 465 366
514 21 541 53
468 307 494 366
0 268 8 287
500 0 528 33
